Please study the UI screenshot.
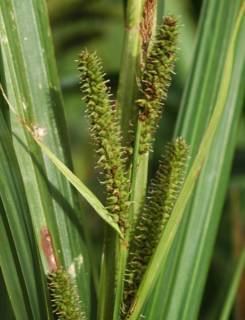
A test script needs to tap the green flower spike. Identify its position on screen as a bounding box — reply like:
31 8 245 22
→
137 15 178 154
123 137 189 315
78 50 129 232
48 267 86 320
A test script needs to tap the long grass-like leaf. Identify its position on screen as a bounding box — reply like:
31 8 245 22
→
219 250 245 320
0 111 49 319
0 0 90 315
33 137 122 236
143 0 244 318
127 4 244 318
151 1 245 319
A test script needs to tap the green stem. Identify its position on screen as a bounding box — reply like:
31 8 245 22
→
113 1 146 318
113 121 149 320
130 120 149 226
113 120 150 320
117 0 145 141
97 227 116 320
113 240 128 319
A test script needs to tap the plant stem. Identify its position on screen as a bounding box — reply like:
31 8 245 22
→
130 121 149 225
113 122 149 320
113 128 151 319
117 0 144 141
113 1 167 317
97 227 116 320
113 1 146 318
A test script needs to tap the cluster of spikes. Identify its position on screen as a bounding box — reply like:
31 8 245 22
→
78 50 129 232
48 267 86 320
78 14 189 319
78 15 178 234
123 137 189 315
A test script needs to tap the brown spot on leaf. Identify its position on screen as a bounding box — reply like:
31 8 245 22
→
40 227 58 272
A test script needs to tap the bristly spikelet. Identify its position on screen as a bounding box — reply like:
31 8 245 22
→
123 137 189 315
48 267 86 320
78 50 129 232
137 15 178 154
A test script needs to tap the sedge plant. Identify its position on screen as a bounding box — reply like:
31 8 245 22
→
0 0 244 320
